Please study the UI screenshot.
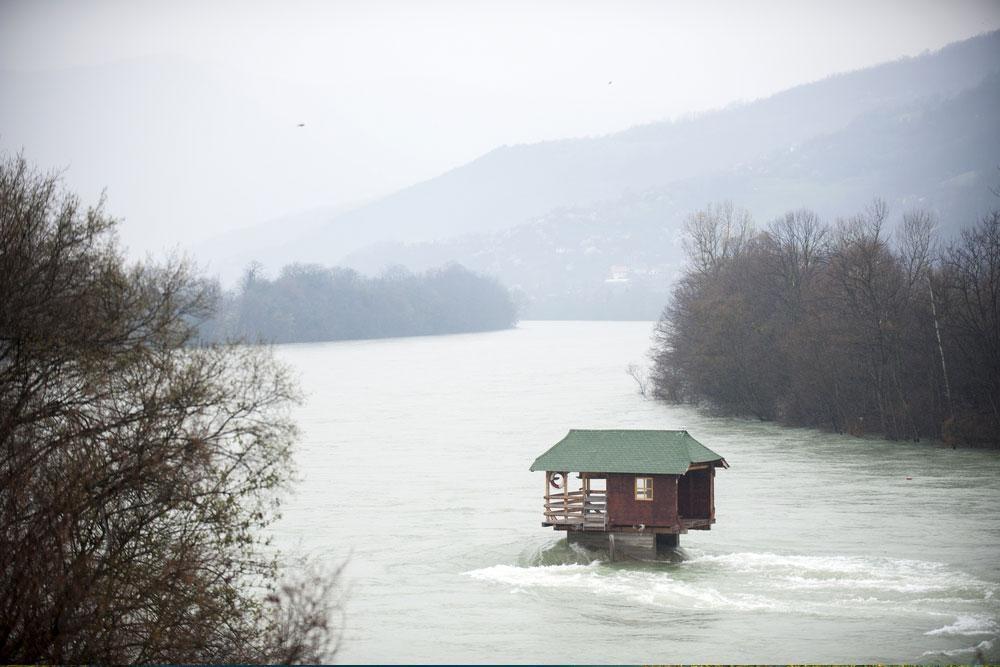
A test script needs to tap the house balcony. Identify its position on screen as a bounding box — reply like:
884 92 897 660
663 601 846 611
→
542 489 607 531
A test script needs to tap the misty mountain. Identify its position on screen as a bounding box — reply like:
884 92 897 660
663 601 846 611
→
268 30 1000 271
345 70 1000 319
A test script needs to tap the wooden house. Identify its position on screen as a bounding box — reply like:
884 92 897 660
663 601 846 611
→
529 429 727 558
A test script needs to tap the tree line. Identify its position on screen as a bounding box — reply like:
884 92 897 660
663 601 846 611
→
201 261 519 344
651 200 1000 447
1 155 341 662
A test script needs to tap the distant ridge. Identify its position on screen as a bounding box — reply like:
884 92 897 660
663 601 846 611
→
336 34 1000 319
274 30 1000 268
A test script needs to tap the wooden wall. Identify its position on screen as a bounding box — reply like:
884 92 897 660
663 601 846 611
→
606 473 679 528
677 468 714 519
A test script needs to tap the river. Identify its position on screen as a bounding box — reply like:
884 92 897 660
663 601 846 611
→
273 320 999 664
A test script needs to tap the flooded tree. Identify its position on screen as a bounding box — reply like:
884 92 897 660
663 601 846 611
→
0 155 342 662
938 210 1000 445
652 199 1000 447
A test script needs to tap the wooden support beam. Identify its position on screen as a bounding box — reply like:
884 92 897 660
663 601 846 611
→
563 471 569 519
544 471 550 514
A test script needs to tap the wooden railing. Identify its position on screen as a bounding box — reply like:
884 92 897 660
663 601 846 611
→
544 490 607 530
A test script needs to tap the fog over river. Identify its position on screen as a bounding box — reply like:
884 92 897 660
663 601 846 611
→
273 321 999 663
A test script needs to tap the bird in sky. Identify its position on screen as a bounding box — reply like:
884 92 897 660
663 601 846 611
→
297 122 305 127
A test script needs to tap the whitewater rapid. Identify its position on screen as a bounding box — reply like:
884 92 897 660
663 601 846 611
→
465 544 999 659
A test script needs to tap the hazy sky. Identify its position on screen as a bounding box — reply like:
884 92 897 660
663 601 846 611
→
2 0 1000 256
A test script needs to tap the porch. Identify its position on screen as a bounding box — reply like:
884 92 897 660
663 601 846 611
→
542 489 608 531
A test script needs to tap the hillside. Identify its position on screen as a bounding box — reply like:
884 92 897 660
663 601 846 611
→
344 71 1000 318
271 30 1000 271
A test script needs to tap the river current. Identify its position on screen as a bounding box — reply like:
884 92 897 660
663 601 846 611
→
273 320 999 663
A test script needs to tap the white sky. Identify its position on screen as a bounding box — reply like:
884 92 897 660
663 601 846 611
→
2 0 1000 255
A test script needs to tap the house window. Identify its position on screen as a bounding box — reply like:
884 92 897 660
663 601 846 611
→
635 477 653 501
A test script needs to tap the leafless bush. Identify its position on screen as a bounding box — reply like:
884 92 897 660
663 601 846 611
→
626 363 650 398
261 558 347 663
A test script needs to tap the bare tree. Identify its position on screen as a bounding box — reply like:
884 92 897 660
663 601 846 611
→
653 198 999 446
626 363 649 398
896 209 952 419
767 209 828 287
682 201 755 275
939 211 1000 444
898 208 937 288
0 154 342 663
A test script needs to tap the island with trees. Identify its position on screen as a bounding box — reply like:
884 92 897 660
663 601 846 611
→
651 200 1000 448
201 261 519 344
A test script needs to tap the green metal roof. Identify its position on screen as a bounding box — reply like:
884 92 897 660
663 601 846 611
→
529 429 726 475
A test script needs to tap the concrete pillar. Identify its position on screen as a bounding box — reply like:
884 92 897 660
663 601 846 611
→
566 531 610 552
655 532 680 552
567 531 659 561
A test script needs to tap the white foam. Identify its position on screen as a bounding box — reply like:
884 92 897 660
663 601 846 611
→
925 614 999 637
777 574 965 594
466 549 998 626
642 576 786 612
467 563 807 613
684 549 940 577
466 562 601 590
682 549 994 597
921 638 995 658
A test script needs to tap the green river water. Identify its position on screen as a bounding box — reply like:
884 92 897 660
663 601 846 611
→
273 320 999 664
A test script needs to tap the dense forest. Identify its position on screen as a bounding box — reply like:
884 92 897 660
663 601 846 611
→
201 262 519 344
651 200 1000 447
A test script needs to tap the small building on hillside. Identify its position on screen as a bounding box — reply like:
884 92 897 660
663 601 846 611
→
529 429 727 559
605 265 630 284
